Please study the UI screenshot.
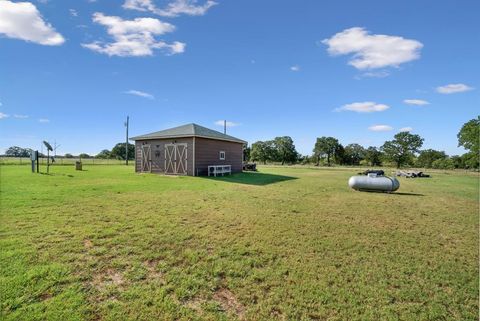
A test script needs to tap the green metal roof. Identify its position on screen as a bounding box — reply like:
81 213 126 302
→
130 123 246 144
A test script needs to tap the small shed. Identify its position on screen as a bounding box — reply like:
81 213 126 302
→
130 123 246 176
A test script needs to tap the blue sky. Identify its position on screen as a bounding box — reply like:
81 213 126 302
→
0 0 478 156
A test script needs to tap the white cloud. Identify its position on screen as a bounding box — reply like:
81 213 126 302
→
82 12 185 57
322 27 423 70
0 0 65 45
335 101 389 113
290 65 300 72
214 120 240 127
368 125 393 132
123 0 217 17
436 83 473 94
0 112 9 119
13 114 29 119
38 118 49 123
357 70 390 78
403 99 430 106
125 89 154 99
69 9 78 17
399 127 413 132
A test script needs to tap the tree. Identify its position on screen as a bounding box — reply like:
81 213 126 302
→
458 117 479 169
416 149 447 168
110 143 135 160
364 146 382 166
250 141 275 164
313 137 340 166
64 153 74 158
381 132 424 168
450 155 465 169
5 146 32 157
79 153 91 159
96 149 111 159
432 158 455 170
344 144 366 166
333 143 346 165
458 116 479 154
273 136 298 165
243 146 251 162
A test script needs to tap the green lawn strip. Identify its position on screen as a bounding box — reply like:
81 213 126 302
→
0 165 478 320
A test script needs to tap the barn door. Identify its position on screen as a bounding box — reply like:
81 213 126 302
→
164 144 176 174
175 143 188 175
141 144 151 172
164 143 188 175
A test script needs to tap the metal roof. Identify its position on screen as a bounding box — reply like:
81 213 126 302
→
130 123 246 144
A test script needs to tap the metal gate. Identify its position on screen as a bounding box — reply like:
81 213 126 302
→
164 143 188 175
141 144 151 172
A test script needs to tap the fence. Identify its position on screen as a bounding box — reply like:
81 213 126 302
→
0 157 134 166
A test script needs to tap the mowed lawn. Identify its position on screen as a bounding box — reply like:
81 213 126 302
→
0 165 478 321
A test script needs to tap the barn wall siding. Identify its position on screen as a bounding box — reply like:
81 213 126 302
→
134 136 243 176
194 137 243 175
134 137 194 175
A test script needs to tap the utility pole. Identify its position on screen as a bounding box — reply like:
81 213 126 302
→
125 116 129 166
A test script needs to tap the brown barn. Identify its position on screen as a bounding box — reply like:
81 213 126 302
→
130 123 246 176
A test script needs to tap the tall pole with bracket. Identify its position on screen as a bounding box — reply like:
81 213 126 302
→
125 116 129 166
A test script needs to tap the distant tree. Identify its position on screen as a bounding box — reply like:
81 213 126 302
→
364 146 383 166
5 146 32 157
313 137 340 166
79 153 91 159
110 143 135 160
298 154 311 165
381 132 424 168
333 143 346 165
416 149 447 168
344 143 366 166
432 158 455 170
450 155 465 169
457 116 479 169
462 152 479 169
243 146 251 162
273 136 298 165
96 149 111 159
458 116 479 155
64 153 74 158
250 141 275 164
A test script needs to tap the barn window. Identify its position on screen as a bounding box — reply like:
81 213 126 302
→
219 151 225 160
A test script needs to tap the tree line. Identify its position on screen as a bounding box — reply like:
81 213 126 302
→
3 117 478 169
247 116 479 169
3 143 136 160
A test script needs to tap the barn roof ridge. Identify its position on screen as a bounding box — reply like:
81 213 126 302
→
130 123 246 144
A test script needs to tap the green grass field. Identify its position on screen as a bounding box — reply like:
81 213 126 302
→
1 165 478 321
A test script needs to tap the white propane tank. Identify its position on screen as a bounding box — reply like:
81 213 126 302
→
348 173 400 192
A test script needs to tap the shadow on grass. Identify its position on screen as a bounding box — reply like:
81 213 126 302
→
354 190 424 196
204 172 297 186
392 192 424 196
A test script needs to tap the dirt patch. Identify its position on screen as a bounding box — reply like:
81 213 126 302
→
184 297 206 314
143 260 165 283
83 239 93 249
213 288 246 320
92 268 124 291
271 307 286 320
